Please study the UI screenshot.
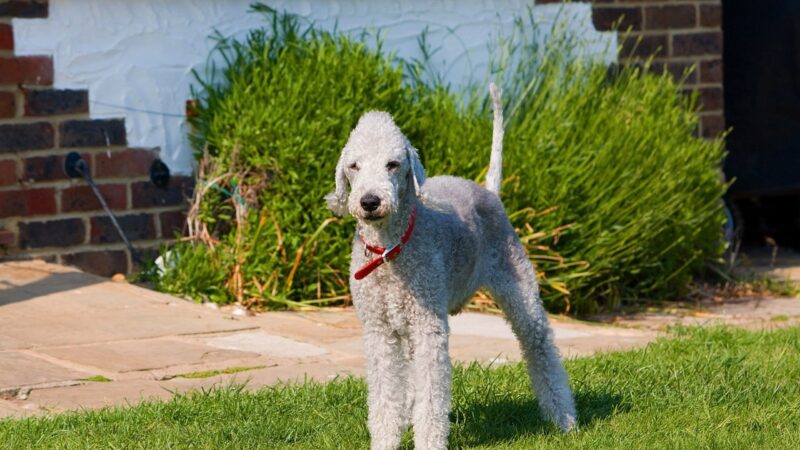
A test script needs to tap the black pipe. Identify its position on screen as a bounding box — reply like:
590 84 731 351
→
64 152 143 266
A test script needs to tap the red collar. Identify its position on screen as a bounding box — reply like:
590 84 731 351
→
354 207 417 280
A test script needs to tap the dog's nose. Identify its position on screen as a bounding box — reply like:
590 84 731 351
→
360 194 381 212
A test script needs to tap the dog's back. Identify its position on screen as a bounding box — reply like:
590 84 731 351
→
420 175 516 311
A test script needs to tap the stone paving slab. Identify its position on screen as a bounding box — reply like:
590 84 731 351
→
10 361 368 418
321 335 365 357
601 296 800 331
704 296 800 321
0 261 256 348
232 360 366 385
20 379 177 415
244 311 364 342
449 335 522 364
557 335 656 359
0 399 25 417
206 331 329 358
450 312 592 340
39 339 260 373
0 351 90 389
0 335 30 351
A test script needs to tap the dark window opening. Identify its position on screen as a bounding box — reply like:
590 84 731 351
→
723 0 800 248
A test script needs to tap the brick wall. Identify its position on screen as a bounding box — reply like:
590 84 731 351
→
0 0 192 276
541 0 724 138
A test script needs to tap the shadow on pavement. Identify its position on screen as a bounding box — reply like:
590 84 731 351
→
0 270 103 306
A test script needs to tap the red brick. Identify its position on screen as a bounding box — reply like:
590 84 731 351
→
159 210 186 238
592 7 642 31
0 56 53 85
0 190 24 217
620 33 668 59
0 122 54 152
701 114 726 139
95 148 157 178
62 250 128 277
672 32 722 57
131 176 194 208
0 24 12 51
24 89 89 116
687 87 724 112
90 213 155 244
24 154 66 182
18 219 85 249
23 153 90 182
0 1 49 18
0 187 55 217
59 119 127 148
700 59 723 83
0 91 15 118
644 5 696 30
0 159 17 186
61 183 127 212
24 187 56 215
699 4 721 28
0 229 14 247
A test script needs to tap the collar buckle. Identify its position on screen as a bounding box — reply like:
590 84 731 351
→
381 243 400 263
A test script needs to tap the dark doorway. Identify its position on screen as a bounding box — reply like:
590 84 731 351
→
723 0 800 248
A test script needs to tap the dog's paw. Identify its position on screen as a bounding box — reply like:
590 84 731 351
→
557 412 578 433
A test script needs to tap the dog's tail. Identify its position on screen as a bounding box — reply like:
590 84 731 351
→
486 82 504 195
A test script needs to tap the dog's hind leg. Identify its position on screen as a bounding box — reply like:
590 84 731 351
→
485 242 577 432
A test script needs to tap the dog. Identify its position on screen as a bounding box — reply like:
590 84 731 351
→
326 84 576 449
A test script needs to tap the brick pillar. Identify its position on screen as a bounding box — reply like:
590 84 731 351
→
539 0 725 138
0 0 192 276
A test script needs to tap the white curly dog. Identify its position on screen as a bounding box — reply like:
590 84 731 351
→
326 85 576 450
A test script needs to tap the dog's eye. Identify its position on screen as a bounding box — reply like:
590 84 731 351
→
386 161 400 171
348 162 359 171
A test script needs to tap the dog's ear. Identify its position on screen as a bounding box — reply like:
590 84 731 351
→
405 143 426 194
325 152 350 216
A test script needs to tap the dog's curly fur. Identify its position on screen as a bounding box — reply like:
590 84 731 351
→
326 94 576 449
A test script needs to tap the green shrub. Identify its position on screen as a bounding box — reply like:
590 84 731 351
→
157 6 726 314
159 8 422 307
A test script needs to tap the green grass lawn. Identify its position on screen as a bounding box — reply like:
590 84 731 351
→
3 326 799 449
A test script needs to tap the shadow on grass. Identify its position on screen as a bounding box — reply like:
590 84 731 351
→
450 389 626 447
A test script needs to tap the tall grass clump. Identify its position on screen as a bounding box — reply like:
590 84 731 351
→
476 18 728 311
157 5 726 314
158 6 434 307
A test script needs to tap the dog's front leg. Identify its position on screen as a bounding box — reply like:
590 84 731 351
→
410 312 451 450
364 327 408 450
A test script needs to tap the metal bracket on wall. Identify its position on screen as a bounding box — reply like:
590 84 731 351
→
150 158 170 189
63 151 143 265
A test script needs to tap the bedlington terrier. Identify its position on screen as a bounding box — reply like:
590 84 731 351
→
326 84 576 450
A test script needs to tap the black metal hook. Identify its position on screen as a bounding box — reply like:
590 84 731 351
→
63 151 143 266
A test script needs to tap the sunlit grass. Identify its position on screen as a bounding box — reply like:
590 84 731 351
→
78 375 112 383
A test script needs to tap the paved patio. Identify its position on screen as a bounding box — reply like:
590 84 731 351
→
1 260 797 419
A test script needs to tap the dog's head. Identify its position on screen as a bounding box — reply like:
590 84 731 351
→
326 111 426 222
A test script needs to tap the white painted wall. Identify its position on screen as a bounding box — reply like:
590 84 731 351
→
13 0 614 175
